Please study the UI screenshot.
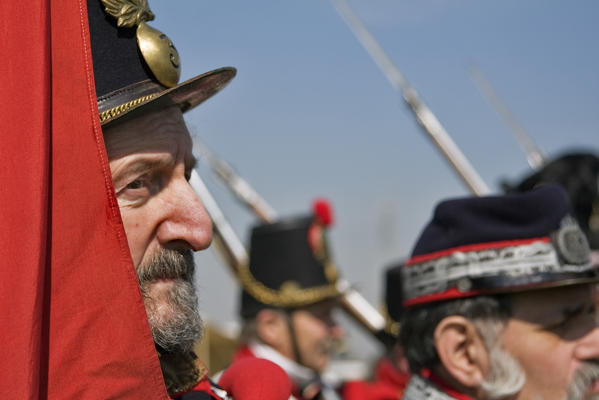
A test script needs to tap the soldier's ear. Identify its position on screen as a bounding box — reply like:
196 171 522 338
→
255 309 288 347
434 316 489 391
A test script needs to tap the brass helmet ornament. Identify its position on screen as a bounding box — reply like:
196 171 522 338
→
101 0 181 87
88 0 235 125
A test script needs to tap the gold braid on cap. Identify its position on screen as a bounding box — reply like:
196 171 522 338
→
98 93 158 123
238 261 341 308
100 0 155 27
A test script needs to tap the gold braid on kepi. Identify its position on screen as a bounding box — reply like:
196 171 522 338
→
87 0 235 126
239 201 344 318
98 93 158 123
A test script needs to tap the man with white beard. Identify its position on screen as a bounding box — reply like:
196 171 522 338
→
398 184 599 400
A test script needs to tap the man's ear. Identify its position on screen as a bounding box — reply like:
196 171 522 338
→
255 309 287 348
434 315 489 389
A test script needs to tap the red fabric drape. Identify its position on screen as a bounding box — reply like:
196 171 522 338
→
0 0 168 398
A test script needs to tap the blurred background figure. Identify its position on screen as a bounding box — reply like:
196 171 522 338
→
399 185 599 400
231 201 347 400
341 264 410 399
503 152 599 254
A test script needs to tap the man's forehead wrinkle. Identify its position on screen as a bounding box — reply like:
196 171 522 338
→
103 106 190 160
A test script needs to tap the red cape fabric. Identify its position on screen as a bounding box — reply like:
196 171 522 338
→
0 0 167 397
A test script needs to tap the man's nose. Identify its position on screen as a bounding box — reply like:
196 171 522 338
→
574 327 599 361
156 178 213 251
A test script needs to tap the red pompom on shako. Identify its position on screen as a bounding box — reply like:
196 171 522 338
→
313 198 334 226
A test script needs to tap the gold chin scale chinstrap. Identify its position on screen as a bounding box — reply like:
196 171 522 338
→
238 263 340 308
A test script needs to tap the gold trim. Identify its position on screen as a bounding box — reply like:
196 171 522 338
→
238 263 340 308
324 261 339 283
381 304 400 338
99 93 158 123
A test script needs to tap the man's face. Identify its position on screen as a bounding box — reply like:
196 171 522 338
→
500 284 599 399
291 300 344 373
103 105 212 352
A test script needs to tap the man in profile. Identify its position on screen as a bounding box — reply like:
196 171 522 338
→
88 0 239 397
398 184 599 399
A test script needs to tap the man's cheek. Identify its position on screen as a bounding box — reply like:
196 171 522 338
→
121 213 154 269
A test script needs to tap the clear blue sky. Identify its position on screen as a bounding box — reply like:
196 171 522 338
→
149 0 599 358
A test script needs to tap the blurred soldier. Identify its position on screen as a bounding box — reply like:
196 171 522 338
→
378 265 411 389
504 151 599 252
87 0 289 398
340 265 410 400
233 200 346 399
398 184 599 399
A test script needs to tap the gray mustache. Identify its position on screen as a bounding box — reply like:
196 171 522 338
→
568 360 599 400
136 249 195 285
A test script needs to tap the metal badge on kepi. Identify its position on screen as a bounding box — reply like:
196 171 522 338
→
553 216 591 265
101 0 181 87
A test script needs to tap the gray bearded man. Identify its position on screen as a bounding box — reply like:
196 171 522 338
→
398 184 599 400
86 0 276 397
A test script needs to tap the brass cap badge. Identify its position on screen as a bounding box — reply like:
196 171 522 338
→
101 0 181 87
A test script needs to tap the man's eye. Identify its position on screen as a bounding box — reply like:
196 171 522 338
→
126 179 146 190
547 305 593 333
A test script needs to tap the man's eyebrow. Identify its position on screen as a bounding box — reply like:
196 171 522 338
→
114 157 174 180
540 300 592 326
561 300 594 319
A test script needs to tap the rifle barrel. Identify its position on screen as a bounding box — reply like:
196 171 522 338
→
190 170 248 275
195 139 278 221
467 63 546 170
331 0 490 196
192 158 390 342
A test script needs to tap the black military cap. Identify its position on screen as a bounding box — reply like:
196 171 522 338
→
239 200 342 318
87 0 235 125
402 184 599 308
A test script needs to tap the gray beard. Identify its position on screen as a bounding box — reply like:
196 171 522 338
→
481 347 599 400
480 343 526 399
137 249 203 353
567 360 599 400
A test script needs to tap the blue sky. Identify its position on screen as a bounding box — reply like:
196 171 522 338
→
149 0 599 358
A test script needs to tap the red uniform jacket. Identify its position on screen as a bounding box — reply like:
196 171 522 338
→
340 357 409 400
